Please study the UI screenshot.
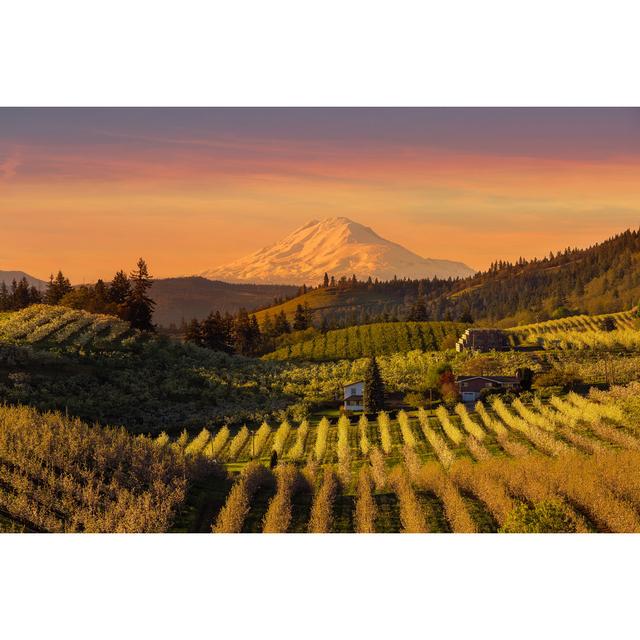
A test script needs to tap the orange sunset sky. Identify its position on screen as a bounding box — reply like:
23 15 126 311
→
1 108 640 283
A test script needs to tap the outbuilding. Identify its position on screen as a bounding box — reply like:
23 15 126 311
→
455 375 520 402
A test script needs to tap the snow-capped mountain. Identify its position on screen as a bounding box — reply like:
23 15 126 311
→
200 217 475 285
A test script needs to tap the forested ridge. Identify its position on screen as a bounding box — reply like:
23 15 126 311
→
250 228 640 329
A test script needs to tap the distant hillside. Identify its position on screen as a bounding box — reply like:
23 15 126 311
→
201 217 474 284
152 277 298 326
251 228 640 328
0 270 48 289
263 321 468 361
252 283 410 327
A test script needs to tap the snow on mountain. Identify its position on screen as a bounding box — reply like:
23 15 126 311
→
200 217 475 285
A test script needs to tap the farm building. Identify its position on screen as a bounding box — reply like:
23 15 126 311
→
343 380 364 411
455 375 520 402
455 328 510 352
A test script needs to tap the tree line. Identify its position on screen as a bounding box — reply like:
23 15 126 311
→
0 259 156 332
184 302 313 356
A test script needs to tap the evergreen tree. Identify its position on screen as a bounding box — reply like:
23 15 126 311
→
13 278 32 309
274 310 291 335
323 272 329 288
407 293 429 321
122 258 155 332
261 312 276 351
200 311 235 353
0 282 9 311
93 279 109 307
293 303 309 331
184 318 203 345
45 270 72 305
233 309 261 356
364 356 385 413
109 270 131 306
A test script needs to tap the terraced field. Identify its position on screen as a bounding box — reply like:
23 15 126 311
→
0 304 132 350
509 310 638 349
264 321 467 361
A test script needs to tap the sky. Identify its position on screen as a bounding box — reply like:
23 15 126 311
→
1 107 640 282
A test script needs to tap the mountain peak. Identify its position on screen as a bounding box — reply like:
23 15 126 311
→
200 217 475 284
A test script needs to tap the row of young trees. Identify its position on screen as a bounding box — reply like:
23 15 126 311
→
0 259 156 332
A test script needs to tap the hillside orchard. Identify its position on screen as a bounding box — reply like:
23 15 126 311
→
3 383 640 532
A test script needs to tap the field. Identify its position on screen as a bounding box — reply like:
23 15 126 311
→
0 304 132 350
205 384 640 533
2 301 640 533
3 381 639 533
264 321 467 361
0 404 221 532
509 310 637 345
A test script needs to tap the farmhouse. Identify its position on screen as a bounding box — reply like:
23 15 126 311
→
455 375 520 402
456 328 510 352
343 380 364 411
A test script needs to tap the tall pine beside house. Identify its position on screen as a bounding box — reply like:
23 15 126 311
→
364 356 385 413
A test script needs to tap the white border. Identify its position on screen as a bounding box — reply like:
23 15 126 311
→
1 533 638 639
2 0 640 106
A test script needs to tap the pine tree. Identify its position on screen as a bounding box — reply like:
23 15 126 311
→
122 258 155 332
323 272 329 288
233 309 261 355
45 270 72 305
201 311 235 353
274 310 291 335
293 304 309 331
261 312 276 351
0 282 9 311
185 318 203 345
109 270 131 306
364 356 385 413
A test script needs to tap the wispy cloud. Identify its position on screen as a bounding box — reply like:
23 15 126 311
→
0 150 21 181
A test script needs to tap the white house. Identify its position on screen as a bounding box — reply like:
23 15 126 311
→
343 380 365 411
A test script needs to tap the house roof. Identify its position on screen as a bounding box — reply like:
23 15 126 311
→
455 375 519 384
343 380 364 388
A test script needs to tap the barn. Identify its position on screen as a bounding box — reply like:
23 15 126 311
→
455 328 511 352
455 375 520 402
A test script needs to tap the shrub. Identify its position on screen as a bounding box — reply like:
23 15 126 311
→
500 500 577 533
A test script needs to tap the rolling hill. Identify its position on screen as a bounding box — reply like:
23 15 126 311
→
0 304 132 350
150 277 297 326
263 321 468 361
